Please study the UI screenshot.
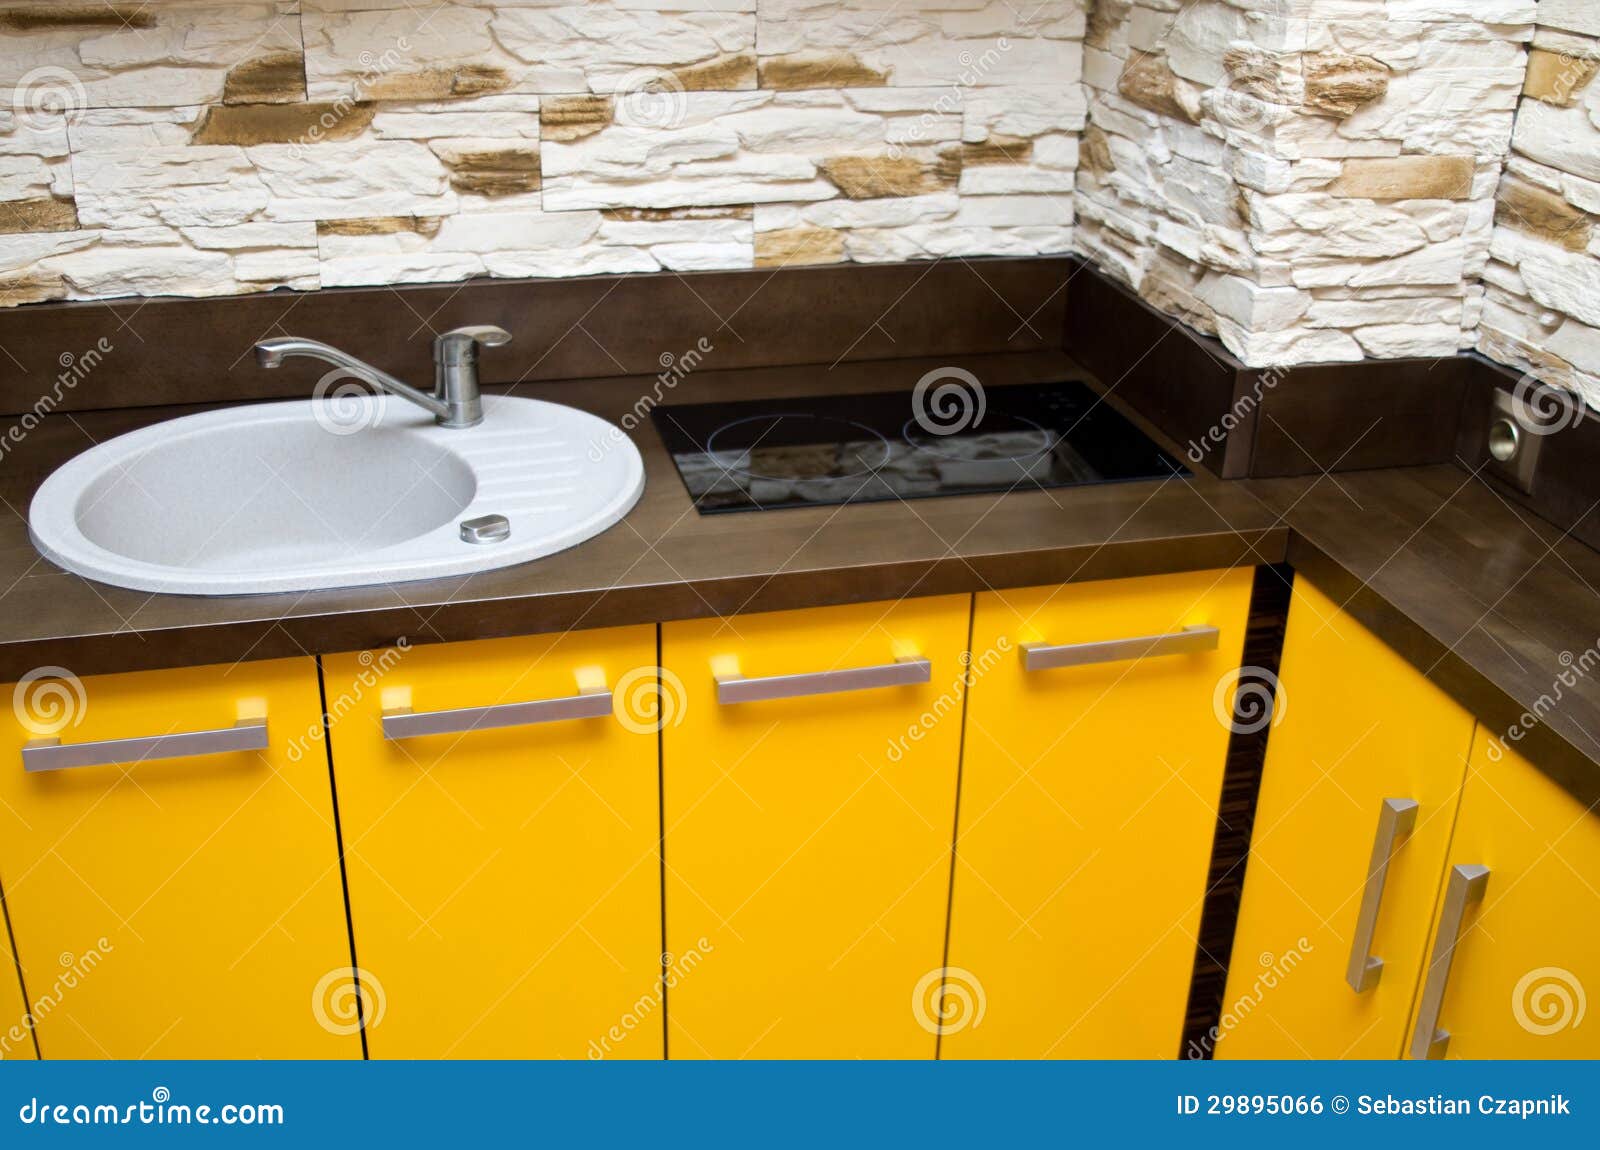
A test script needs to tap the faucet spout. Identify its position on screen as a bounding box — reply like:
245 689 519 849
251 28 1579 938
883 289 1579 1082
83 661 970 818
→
254 337 455 425
253 326 514 430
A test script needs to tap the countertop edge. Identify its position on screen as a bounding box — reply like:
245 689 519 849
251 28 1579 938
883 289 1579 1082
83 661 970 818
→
0 527 1290 680
1284 533 1600 812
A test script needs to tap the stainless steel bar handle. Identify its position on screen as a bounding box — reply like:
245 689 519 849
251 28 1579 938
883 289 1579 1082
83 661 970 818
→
1021 625 1219 671
1407 863 1490 1059
716 656 931 705
1346 797 1420 993
22 718 268 773
383 687 612 740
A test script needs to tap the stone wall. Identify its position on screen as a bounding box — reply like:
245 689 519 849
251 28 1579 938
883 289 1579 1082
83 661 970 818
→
1075 0 1533 367
0 0 1086 305
1477 0 1600 410
5 0 1600 420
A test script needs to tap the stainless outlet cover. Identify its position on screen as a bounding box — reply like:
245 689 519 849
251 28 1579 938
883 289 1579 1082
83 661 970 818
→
1485 388 1542 494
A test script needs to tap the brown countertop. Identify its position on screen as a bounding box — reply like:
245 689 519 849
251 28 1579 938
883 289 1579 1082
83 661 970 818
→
1243 464 1600 810
2 349 1597 806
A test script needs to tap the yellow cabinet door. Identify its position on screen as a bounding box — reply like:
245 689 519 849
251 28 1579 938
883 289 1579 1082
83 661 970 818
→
944 567 1255 1058
1 900 33 1060
1215 578 1476 1059
662 596 969 1058
1406 730 1600 1059
325 627 663 1058
0 658 357 1059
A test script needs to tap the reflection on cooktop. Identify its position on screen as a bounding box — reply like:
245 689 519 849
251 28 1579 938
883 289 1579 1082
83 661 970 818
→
650 380 1189 514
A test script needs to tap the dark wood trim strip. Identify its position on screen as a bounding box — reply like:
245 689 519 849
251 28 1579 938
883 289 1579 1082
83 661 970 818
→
1180 562 1294 1060
0 258 1071 417
1061 259 1249 478
1062 258 1474 480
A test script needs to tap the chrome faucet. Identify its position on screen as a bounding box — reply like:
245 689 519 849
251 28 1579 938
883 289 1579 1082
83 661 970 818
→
253 325 512 429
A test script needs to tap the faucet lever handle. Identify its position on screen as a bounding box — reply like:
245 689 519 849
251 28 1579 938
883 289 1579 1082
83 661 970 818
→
436 325 512 353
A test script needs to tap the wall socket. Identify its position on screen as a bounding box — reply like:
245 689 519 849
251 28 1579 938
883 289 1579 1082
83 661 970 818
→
1485 387 1543 494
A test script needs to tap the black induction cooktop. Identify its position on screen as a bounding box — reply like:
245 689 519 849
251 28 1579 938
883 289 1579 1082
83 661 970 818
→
650 380 1188 515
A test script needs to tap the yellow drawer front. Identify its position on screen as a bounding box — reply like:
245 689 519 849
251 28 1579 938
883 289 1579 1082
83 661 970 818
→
1410 730 1600 1059
1 900 33 1060
945 568 1255 1058
1216 578 1475 1059
662 596 969 1058
0 658 356 1059
325 627 663 1058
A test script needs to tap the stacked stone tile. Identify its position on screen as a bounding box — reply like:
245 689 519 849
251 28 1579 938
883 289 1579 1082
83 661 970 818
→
1076 0 1534 366
1477 0 1600 409
0 0 1087 304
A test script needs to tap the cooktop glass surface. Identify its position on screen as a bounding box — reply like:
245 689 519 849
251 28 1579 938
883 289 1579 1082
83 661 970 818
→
650 380 1188 514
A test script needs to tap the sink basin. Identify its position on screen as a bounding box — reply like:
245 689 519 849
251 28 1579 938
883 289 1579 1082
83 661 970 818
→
29 394 643 596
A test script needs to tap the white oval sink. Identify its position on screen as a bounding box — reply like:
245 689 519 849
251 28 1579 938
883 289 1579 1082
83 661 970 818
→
29 394 643 596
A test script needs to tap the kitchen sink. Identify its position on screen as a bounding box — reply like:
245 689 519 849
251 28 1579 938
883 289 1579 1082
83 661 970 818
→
28 393 643 596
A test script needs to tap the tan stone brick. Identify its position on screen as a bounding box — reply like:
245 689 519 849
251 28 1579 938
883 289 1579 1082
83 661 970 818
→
222 52 307 106
757 53 888 91
818 151 960 199
1522 47 1599 107
0 5 152 31
1302 52 1389 117
190 102 377 146
358 66 513 101
755 226 845 267
1495 175 1594 253
962 136 1033 167
0 196 79 235
432 146 540 198
1117 54 1200 124
541 96 612 142
674 53 757 92
316 217 445 239
1327 156 1476 201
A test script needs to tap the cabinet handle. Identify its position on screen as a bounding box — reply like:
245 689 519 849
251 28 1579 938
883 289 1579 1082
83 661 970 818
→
716 657 930 705
1020 625 1218 671
1346 797 1420 993
22 718 268 773
383 686 613 740
1407 863 1490 1059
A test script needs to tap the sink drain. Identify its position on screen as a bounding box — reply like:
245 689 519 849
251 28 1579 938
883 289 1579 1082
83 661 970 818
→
460 514 511 544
